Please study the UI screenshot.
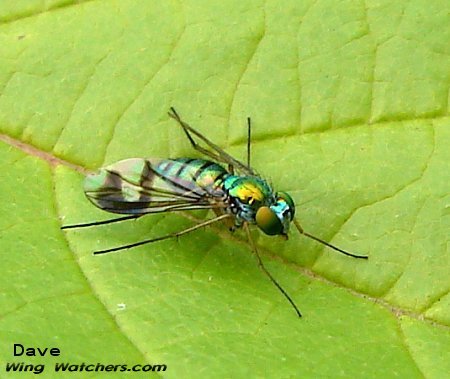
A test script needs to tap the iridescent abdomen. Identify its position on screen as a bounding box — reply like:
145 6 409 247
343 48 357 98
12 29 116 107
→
84 158 228 214
156 158 228 195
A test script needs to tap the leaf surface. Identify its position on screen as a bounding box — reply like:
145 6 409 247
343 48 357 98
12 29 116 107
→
0 1 449 378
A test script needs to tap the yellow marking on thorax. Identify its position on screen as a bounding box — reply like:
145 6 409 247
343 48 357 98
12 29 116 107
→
237 184 264 204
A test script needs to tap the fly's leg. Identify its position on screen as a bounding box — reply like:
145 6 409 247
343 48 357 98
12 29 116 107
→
61 215 140 230
172 114 224 163
244 223 302 318
246 116 251 169
168 107 224 162
94 214 230 255
212 208 235 231
168 107 253 175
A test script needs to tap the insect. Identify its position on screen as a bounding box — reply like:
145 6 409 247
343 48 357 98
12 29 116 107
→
62 107 367 317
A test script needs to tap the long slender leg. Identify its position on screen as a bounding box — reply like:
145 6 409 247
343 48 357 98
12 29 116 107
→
168 107 254 175
244 223 302 318
293 218 368 259
61 215 140 230
247 117 251 169
168 108 225 161
94 214 230 255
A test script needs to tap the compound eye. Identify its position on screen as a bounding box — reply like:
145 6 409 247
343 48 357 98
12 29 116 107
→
255 206 283 235
277 191 295 220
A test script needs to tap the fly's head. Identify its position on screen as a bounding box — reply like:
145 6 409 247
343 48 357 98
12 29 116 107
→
255 191 295 237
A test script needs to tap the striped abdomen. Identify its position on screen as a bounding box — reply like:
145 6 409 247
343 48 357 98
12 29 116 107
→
84 158 229 215
156 158 228 194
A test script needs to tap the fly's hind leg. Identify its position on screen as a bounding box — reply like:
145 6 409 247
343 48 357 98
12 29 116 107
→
94 214 231 255
169 107 224 163
168 107 253 175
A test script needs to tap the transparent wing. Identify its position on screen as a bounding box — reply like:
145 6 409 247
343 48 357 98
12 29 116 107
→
84 158 227 215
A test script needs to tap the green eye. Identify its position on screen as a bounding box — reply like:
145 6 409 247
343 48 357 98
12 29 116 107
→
255 206 283 235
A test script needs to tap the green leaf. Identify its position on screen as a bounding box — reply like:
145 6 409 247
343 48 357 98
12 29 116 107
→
1 1 449 378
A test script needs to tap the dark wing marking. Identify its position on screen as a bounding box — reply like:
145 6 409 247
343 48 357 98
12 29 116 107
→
84 158 227 215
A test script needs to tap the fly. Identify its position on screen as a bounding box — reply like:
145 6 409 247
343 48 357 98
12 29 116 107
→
62 107 368 317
